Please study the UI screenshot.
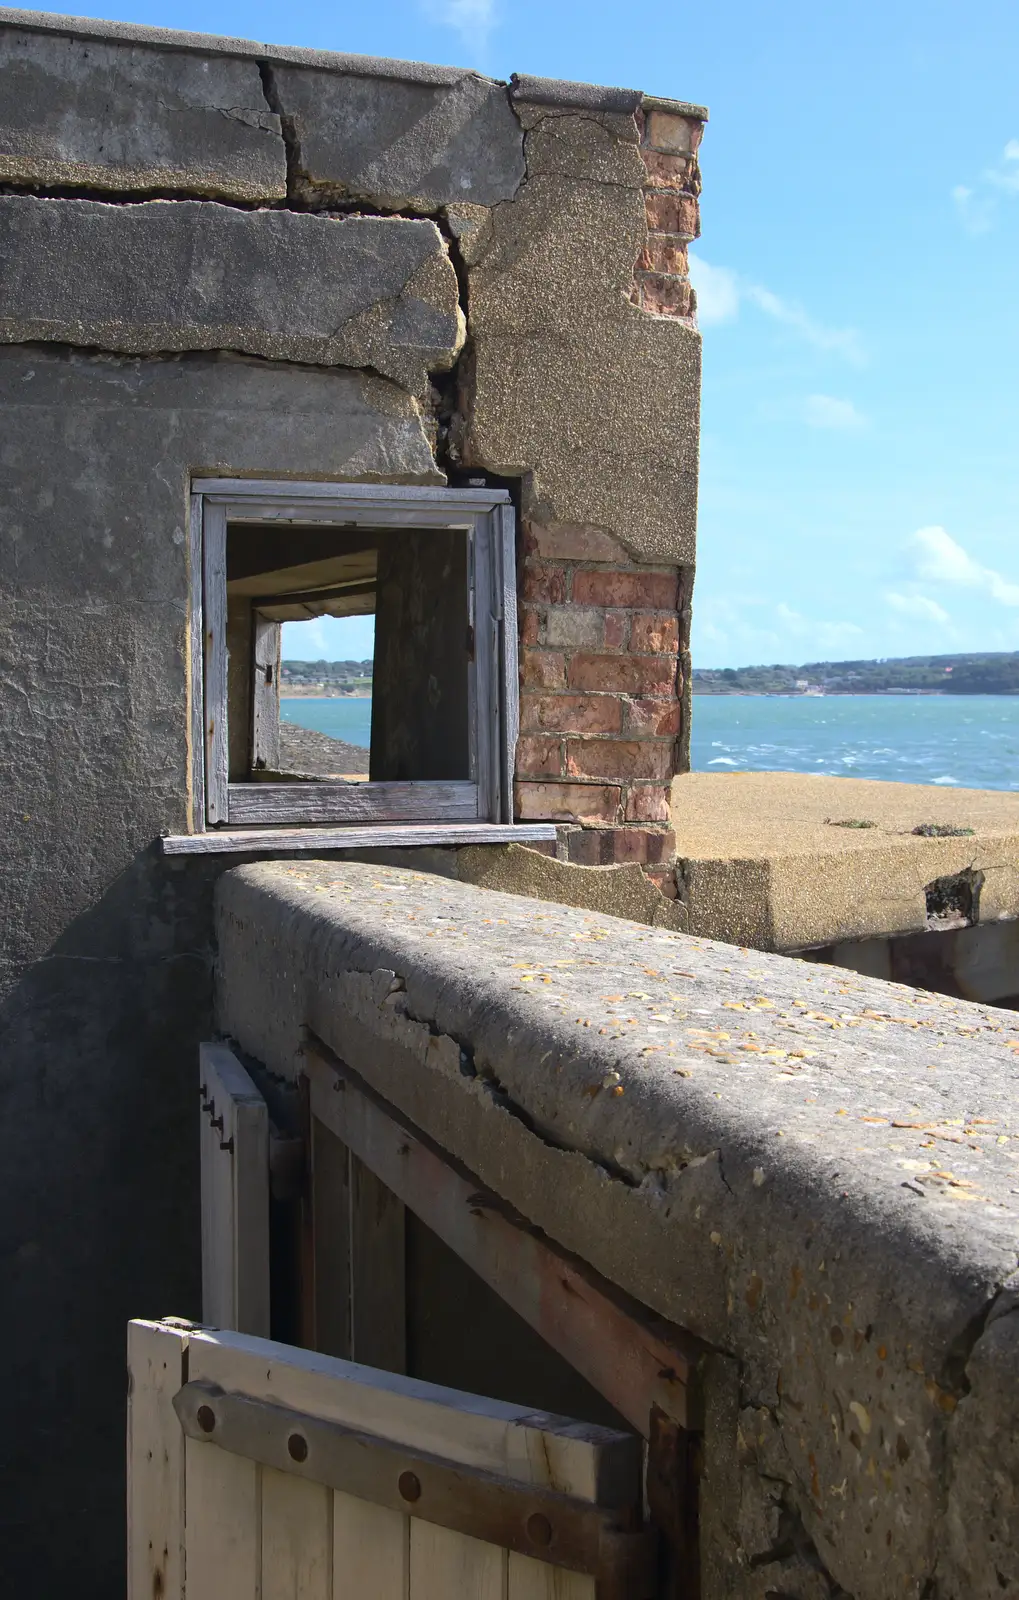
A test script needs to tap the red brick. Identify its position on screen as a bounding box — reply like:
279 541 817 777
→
521 561 567 605
630 611 681 654
525 522 630 563
644 192 699 240
520 649 565 690
625 784 671 823
639 234 689 275
565 826 677 866
566 828 610 866
603 611 627 650
565 739 675 781
516 735 562 777
639 273 694 318
515 782 621 824
625 698 682 737
544 606 606 649
519 607 541 646
567 653 677 696
521 693 623 735
639 149 694 189
572 568 678 609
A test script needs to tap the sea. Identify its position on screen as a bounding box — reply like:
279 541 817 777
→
281 693 1019 792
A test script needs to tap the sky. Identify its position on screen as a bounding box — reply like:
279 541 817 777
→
60 0 1019 667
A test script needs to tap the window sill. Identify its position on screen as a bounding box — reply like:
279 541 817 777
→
160 821 557 857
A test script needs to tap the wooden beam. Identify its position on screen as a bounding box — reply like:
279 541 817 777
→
160 821 557 855
226 779 479 826
303 1041 705 1436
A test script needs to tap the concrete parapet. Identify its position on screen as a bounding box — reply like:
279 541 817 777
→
216 858 1019 1600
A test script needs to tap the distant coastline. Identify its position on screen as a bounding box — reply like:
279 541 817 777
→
281 689 371 699
694 650 1019 697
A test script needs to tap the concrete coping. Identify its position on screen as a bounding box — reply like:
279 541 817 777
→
0 8 708 118
215 859 1019 1590
671 771 1019 951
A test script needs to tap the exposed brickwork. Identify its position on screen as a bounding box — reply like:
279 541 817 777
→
630 103 703 321
515 521 685 856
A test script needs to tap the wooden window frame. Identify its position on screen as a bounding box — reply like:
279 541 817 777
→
189 479 519 833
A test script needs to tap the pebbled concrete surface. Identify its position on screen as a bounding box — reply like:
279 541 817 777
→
671 771 1019 950
0 25 286 197
217 858 1019 1599
0 197 465 393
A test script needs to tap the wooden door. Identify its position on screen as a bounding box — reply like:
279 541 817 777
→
127 1318 656 1600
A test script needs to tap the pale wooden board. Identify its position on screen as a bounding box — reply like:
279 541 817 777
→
225 779 479 826
127 1320 186 1600
261 1465 332 1600
472 517 496 824
350 1152 406 1373
162 822 557 856
410 1521 505 1600
508 1552 594 1600
184 1326 631 1503
251 611 282 773
497 503 519 824
188 492 206 833
202 500 229 824
199 1042 270 1336
183 1439 259 1600
333 1491 409 1599
193 478 509 509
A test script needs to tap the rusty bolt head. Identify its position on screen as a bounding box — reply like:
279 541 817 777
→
526 1513 553 1547
398 1471 422 1503
196 1405 216 1434
287 1433 309 1463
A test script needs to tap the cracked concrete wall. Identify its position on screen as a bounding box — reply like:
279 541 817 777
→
216 860 1019 1600
0 11 706 1589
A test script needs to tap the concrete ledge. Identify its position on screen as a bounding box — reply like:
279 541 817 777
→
672 771 1019 950
0 198 463 391
216 858 1019 1598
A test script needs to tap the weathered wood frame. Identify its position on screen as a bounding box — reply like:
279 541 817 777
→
189 480 518 832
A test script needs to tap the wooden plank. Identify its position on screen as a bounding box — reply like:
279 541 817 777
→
508 1552 592 1600
410 1522 505 1600
162 821 557 856
188 493 206 833
199 1042 270 1336
350 1153 406 1373
333 1492 409 1599
202 500 229 825
251 610 281 773
497 503 520 824
183 1439 259 1600
472 518 496 823
261 1465 332 1600
127 1319 187 1600
193 478 510 509
183 1326 638 1506
305 1050 703 1436
312 1115 352 1360
225 780 479 826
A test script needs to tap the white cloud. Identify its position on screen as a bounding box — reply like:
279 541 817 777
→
775 602 864 650
884 591 950 624
802 394 866 430
911 525 1019 606
687 256 740 325
953 140 1019 231
688 253 865 364
418 0 494 52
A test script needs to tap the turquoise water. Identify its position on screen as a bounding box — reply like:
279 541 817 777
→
281 696 372 747
282 693 1019 791
691 694 1019 791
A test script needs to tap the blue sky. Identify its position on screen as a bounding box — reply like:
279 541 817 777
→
58 0 1019 667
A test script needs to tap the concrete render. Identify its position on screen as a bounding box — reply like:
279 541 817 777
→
217 858 1019 1599
671 771 1019 950
0 198 465 393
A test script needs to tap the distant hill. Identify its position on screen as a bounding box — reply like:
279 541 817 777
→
693 651 1019 695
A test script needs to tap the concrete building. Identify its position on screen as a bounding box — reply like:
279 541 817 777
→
3 11 1019 1600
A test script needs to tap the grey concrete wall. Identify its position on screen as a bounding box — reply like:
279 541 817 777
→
0 13 705 1591
217 860 1019 1600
